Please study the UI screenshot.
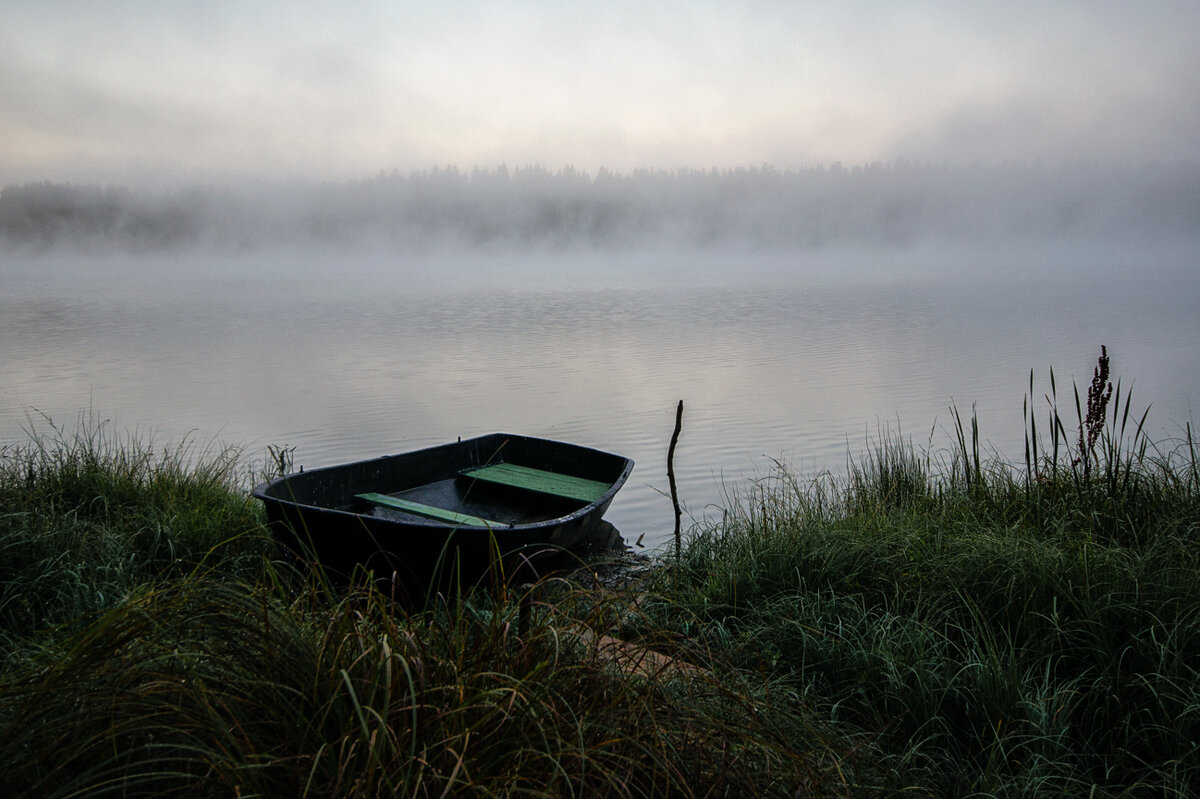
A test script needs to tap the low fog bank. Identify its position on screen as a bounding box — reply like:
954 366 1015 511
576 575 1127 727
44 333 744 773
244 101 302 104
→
2 161 1198 257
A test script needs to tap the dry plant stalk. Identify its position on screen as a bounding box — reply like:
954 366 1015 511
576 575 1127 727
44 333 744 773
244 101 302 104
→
1076 345 1113 479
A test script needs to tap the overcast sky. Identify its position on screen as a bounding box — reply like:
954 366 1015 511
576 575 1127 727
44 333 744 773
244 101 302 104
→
3 1 1199 185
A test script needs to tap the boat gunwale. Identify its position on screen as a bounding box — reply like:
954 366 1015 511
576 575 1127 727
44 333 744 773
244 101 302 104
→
250 433 634 532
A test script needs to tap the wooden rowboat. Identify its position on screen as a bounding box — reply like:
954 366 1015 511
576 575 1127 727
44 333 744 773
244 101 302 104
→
251 433 634 588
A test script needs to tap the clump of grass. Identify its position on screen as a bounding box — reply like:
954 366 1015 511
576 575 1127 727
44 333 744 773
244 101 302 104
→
847 423 934 515
0 572 859 797
0 413 268 656
654 352 1200 795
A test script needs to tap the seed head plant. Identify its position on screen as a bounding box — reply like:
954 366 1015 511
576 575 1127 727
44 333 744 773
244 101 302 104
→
1075 345 1113 479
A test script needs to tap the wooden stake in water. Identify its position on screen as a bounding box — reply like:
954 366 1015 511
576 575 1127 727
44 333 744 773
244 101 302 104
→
668 400 683 559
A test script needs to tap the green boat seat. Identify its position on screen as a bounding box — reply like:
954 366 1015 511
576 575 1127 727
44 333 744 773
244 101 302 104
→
461 463 610 503
356 493 500 527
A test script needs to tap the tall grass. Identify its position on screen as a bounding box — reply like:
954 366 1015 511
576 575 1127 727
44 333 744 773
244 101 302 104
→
0 416 858 797
655 353 1200 795
0 574 858 796
4 352 1196 796
0 414 268 659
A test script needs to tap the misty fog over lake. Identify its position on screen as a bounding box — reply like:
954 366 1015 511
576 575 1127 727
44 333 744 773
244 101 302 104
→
2 164 1198 549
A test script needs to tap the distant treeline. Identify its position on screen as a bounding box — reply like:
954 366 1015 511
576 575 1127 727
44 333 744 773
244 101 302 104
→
2 161 1198 252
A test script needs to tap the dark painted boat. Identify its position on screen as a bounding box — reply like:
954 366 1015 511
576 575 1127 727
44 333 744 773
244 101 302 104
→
252 433 634 588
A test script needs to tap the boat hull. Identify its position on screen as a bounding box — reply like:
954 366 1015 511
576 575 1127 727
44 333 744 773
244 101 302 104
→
251 433 634 589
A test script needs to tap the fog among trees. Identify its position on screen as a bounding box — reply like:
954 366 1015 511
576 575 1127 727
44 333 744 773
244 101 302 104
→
2 161 1198 254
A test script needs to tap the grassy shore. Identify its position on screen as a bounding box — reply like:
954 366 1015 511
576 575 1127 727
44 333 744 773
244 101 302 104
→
2 367 1197 796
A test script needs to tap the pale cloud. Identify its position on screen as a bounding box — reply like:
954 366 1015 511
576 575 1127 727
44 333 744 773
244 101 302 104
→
2 1 1197 185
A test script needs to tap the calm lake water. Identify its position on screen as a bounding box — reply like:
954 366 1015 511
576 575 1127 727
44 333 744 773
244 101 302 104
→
3 245 1198 550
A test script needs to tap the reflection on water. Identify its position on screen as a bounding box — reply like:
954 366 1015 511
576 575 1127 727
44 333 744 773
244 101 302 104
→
3 250 1198 550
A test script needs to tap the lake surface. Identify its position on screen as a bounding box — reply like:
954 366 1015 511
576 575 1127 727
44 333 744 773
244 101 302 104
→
3 245 1197 551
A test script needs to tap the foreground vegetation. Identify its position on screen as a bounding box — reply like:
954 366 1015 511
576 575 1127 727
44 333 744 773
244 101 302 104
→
2 358 1197 796
0 418 853 797
657 370 1200 795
